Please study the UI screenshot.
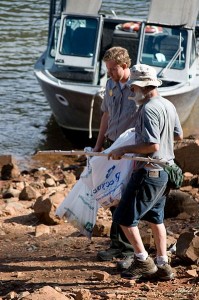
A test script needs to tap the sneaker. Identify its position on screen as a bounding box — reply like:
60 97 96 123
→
97 248 123 261
117 255 134 271
155 263 175 281
121 256 158 280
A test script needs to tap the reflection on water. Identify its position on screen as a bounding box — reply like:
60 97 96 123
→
39 115 97 152
19 115 97 170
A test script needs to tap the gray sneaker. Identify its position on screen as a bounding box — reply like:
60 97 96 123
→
121 256 158 280
117 255 134 271
155 263 175 281
97 248 123 261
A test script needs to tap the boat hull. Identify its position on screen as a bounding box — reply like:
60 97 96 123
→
35 70 103 132
160 85 199 125
36 69 199 136
182 96 199 137
34 1 199 138
35 69 199 137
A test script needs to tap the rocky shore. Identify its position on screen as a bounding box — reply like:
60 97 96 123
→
0 137 199 299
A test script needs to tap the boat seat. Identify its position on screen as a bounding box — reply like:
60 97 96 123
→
71 27 96 57
154 35 181 61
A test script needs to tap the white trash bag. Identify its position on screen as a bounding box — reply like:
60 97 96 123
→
81 128 135 208
55 166 99 239
55 128 135 238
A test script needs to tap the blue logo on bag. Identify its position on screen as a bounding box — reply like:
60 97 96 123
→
106 165 116 179
92 172 121 195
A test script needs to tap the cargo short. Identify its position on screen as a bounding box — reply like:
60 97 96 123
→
113 168 168 227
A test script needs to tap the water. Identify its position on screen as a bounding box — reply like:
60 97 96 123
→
0 0 150 165
0 0 51 162
0 0 198 166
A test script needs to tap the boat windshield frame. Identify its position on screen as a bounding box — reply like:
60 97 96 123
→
139 24 188 72
54 14 102 68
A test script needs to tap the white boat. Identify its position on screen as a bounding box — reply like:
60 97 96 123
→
34 0 199 138
137 0 199 137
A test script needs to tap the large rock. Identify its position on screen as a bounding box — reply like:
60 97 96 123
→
92 219 111 237
35 224 50 237
2 187 20 198
23 285 70 300
19 185 40 201
33 191 66 225
1 159 20 180
174 138 199 174
0 155 15 169
176 231 199 263
74 289 92 300
165 190 199 218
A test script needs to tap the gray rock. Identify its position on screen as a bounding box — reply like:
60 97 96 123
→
165 190 199 218
176 231 199 263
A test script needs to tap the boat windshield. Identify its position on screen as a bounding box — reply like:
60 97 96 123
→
59 16 98 57
140 25 188 71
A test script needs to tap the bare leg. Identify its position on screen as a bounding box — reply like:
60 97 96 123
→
120 225 146 254
149 222 167 256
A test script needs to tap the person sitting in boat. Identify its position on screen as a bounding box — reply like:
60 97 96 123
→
93 46 139 270
152 37 166 62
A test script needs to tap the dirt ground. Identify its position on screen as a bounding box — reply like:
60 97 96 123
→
0 155 199 300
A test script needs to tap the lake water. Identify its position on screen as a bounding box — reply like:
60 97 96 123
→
0 0 198 167
0 0 150 165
